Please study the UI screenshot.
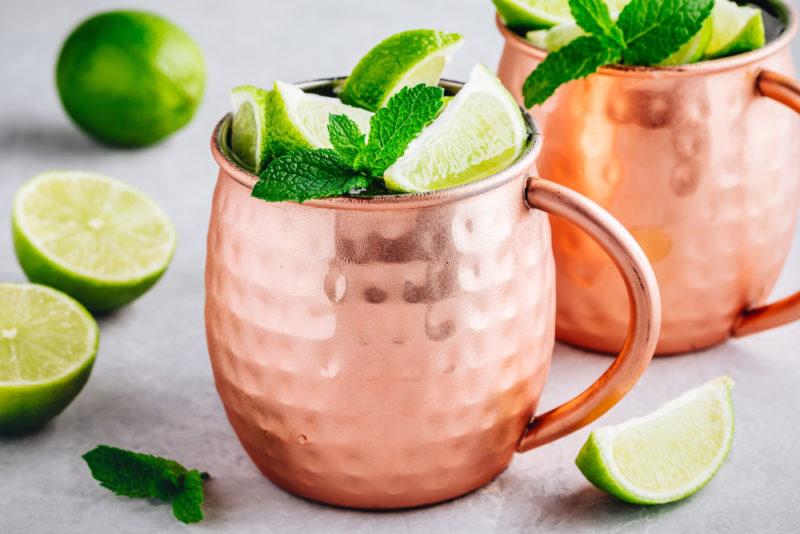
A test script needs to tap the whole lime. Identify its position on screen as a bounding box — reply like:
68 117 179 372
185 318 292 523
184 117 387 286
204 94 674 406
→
56 10 205 147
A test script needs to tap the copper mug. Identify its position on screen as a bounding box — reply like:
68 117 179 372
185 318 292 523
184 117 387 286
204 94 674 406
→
205 78 660 509
497 0 800 355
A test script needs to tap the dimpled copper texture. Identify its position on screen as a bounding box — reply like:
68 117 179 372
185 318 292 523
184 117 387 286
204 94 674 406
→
496 0 800 354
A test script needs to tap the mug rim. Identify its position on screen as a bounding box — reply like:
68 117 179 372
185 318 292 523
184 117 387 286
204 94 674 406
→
210 78 543 211
496 0 799 78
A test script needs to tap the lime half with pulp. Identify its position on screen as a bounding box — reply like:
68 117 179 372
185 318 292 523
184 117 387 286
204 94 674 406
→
340 29 464 112
266 81 373 160
230 85 272 173
384 64 527 193
12 171 176 313
493 0 572 30
704 0 765 59
576 376 734 505
0 283 98 433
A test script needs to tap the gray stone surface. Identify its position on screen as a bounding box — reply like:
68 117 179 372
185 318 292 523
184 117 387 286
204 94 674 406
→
1 1 799 532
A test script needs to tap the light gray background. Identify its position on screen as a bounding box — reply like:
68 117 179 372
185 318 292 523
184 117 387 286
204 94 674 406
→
1 1 799 532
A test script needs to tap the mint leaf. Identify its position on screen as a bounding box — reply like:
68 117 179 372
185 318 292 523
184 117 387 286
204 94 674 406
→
172 470 205 524
569 0 625 48
83 445 208 524
358 83 444 176
523 35 622 107
328 113 366 166
616 0 714 65
253 149 369 202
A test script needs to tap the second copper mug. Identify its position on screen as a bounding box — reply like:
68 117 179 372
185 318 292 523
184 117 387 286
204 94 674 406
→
205 78 660 509
498 0 800 354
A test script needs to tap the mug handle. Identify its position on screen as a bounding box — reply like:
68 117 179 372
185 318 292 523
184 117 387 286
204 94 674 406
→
730 70 800 337
517 177 661 452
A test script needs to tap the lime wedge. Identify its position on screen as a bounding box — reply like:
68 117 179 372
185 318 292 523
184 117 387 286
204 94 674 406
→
340 29 464 112
660 16 714 65
493 0 572 30
267 81 372 160
0 283 98 433
12 171 176 313
576 376 734 505
704 0 765 59
526 23 586 51
384 64 527 193
230 85 272 173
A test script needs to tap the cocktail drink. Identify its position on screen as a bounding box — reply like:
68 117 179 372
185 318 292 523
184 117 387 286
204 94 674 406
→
496 0 800 354
205 33 660 508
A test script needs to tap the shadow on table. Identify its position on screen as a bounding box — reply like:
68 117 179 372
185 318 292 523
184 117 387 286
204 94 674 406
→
0 119 100 156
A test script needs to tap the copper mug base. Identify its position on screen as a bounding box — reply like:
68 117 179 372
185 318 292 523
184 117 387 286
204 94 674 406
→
205 79 660 509
497 0 800 355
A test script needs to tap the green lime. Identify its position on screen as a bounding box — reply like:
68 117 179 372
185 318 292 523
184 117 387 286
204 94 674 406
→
0 283 99 433
340 29 464 112
659 16 714 66
704 0 765 59
267 81 373 160
384 64 527 193
56 10 205 147
12 171 176 313
492 0 572 30
526 23 586 51
230 85 272 173
576 376 734 505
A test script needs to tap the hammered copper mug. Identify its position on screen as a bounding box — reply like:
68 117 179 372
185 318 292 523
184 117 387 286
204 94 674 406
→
497 0 800 355
205 78 660 509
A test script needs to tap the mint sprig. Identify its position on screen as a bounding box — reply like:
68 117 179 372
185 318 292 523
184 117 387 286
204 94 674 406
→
523 0 713 106
252 83 444 202
83 445 209 524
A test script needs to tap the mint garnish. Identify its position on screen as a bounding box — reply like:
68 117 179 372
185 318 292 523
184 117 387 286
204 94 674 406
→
523 0 714 106
82 445 209 524
252 83 444 202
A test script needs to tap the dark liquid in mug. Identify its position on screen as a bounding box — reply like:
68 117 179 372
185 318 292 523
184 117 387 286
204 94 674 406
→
753 1 787 43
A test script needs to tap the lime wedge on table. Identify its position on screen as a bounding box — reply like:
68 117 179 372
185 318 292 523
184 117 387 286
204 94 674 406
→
576 376 734 505
12 171 176 313
0 283 98 433
384 64 527 193
230 85 272 173
493 0 572 30
704 0 765 59
267 81 373 160
340 29 464 112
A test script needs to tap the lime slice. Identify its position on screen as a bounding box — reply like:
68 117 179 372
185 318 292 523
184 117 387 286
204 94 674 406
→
267 81 373 160
0 283 98 433
340 29 464 112
384 64 527 193
526 23 586 51
12 171 176 313
576 376 734 505
660 16 714 65
230 85 272 173
704 0 765 59
493 0 572 30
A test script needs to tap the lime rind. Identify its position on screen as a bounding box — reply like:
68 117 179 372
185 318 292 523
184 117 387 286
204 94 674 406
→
340 30 464 112
12 171 176 313
492 0 572 30
704 0 765 59
576 376 734 505
267 81 373 160
384 63 527 193
230 85 272 173
0 283 99 432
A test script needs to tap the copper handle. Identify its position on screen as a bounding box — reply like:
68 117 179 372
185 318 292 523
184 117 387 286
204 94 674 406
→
730 71 800 337
517 177 661 452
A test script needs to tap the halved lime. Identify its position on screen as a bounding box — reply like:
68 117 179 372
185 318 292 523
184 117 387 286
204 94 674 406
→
230 85 272 173
704 0 765 59
267 81 373 160
340 29 464 111
526 23 586 51
12 171 176 313
384 64 527 193
660 16 714 65
0 283 99 433
576 376 734 505
493 0 572 30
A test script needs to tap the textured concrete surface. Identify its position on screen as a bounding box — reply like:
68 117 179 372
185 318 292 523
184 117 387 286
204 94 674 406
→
1 1 799 532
